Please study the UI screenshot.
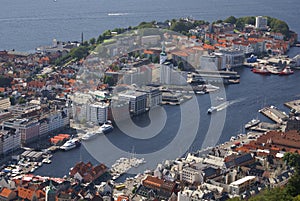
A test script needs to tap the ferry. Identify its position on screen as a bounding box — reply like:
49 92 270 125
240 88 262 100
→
60 138 81 151
207 101 229 114
245 119 261 129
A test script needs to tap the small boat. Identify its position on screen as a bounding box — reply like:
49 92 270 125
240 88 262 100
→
279 66 294 75
216 96 224 101
245 119 260 129
252 66 270 75
207 106 217 114
81 131 98 141
207 101 229 114
60 138 81 151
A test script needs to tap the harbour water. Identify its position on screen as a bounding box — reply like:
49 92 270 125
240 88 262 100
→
35 54 300 177
1 0 300 177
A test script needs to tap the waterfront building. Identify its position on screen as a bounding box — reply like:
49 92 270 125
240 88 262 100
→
118 90 147 115
200 53 225 70
72 92 109 124
255 16 268 30
218 49 244 68
136 86 162 108
89 102 109 124
71 92 93 123
160 61 188 85
285 116 300 131
0 130 21 155
69 162 108 183
0 97 11 110
2 118 40 145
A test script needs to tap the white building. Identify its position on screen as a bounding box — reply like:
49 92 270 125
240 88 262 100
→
200 53 225 70
0 97 11 110
160 61 188 85
136 87 162 108
118 90 147 115
229 176 257 195
89 103 109 124
180 167 204 184
255 16 268 30
121 66 152 86
0 130 21 155
219 49 244 68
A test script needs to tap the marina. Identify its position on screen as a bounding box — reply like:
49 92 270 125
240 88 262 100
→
110 157 146 180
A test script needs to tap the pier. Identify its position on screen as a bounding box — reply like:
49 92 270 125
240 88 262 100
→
259 106 288 124
284 99 300 113
250 122 282 132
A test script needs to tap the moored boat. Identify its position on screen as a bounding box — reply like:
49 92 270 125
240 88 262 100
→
81 131 98 141
279 66 294 75
252 66 270 75
245 119 261 129
99 123 114 134
60 138 81 151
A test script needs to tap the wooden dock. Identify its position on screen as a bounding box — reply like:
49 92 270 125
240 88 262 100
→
259 106 288 124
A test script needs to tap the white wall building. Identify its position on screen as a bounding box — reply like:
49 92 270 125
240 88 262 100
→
89 103 108 124
255 16 268 30
0 97 11 110
0 130 21 155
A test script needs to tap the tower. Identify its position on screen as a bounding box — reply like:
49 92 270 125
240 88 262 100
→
45 180 56 201
160 43 167 65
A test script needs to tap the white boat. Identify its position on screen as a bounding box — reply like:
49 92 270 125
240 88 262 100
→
216 96 224 101
81 131 98 141
207 101 229 114
99 124 114 134
245 119 260 129
60 138 81 151
42 158 52 164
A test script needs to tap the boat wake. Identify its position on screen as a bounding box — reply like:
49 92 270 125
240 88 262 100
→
108 12 129 16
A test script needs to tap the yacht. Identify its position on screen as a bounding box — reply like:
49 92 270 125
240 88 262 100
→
245 119 260 129
60 138 81 151
81 131 98 141
99 123 114 134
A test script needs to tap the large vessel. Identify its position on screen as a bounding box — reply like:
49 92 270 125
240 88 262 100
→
60 138 81 151
81 131 98 141
99 123 114 134
244 119 261 129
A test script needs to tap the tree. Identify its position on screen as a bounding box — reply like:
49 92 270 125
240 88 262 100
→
178 61 184 70
224 16 237 24
103 75 114 86
89 38 96 45
170 20 194 33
